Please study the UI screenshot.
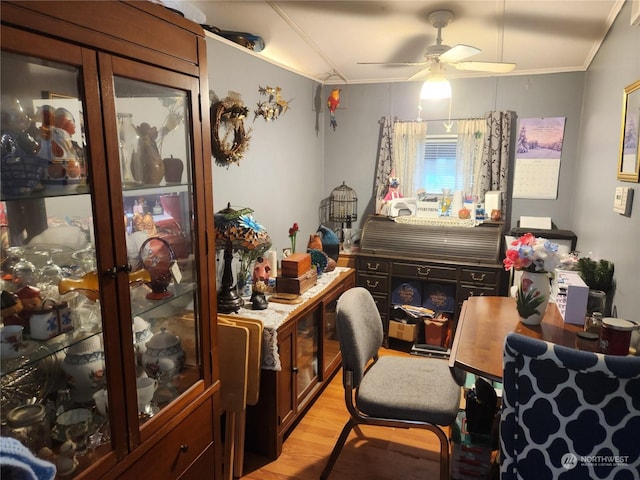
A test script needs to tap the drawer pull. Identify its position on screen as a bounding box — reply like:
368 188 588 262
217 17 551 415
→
366 280 379 288
180 444 189 453
366 262 380 271
417 266 431 276
471 273 486 281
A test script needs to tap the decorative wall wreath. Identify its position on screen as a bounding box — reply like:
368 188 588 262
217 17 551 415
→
210 92 251 167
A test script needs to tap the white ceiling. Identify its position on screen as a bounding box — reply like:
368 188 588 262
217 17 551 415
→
178 1 626 85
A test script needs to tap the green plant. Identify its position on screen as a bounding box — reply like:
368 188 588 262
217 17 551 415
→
577 257 614 292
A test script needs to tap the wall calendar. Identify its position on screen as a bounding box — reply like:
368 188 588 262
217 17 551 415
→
513 117 566 199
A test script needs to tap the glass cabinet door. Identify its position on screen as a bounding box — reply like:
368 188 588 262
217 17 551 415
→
1 50 111 471
296 310 319 399
112 76 201 426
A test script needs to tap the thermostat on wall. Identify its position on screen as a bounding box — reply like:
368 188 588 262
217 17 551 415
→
613 186 633 216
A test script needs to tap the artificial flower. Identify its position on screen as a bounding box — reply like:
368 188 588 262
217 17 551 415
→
503 232 560 273
288 222 299 253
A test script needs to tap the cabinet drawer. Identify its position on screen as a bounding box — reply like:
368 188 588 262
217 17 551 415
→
392 262 457 281
370 293 389 315
357 273 389 294
460 268 499 286
125 399 214 480
458 284 498 300
357 257 390 274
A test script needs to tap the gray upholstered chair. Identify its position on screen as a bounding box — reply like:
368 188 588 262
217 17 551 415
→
500 332 640 479
320 287 463 480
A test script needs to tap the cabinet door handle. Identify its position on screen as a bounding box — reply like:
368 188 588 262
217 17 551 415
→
105 264 132 277
179 444 189 453
366 263 379 271
292 367 299 373
417 266 431 276
366 280 379 288
471 273 486 281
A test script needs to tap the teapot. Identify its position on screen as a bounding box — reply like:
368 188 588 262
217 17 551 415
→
62 333 105 403
141 327 185 380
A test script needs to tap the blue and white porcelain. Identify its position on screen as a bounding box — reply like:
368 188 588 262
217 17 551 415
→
141 328 185 380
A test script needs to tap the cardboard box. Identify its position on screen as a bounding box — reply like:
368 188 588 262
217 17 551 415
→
276 268 317 294
281 253 311 278
388 320 417 342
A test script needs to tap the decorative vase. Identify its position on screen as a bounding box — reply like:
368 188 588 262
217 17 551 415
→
62 334 105 403
515 271 550 326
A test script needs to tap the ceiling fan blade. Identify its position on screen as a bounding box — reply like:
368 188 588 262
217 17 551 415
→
407 67 431 81
452 61 516 73
357 61 427 66
439 44 481 63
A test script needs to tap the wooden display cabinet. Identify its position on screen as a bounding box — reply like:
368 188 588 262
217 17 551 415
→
0 2 221 479
244 269 354 460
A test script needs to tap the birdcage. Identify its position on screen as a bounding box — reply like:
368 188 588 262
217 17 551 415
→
329 181 357 227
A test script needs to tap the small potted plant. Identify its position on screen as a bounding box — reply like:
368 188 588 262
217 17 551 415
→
576 257 614 315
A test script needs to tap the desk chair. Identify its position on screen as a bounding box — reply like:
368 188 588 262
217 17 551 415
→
320 287 463 480
500 332 640 480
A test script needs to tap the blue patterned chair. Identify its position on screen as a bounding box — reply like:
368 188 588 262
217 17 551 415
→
500 332 640 480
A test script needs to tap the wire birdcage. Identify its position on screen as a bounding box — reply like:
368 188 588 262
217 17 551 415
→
329 182 357 227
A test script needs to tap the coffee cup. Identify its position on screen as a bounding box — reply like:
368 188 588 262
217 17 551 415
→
1 325 24 359
136 377 157 413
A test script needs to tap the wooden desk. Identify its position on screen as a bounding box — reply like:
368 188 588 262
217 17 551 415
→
449 296 597 382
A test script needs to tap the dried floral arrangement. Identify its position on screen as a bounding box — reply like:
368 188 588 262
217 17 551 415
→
210 91 251 167
254 85 292 121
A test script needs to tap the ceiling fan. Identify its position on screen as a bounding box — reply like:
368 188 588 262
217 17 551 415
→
359 10 516 80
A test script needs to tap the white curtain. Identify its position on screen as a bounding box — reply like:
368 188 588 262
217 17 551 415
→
392 120 427 197
456 118 486 202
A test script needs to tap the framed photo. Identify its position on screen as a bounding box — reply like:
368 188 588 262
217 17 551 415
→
617 80 640 182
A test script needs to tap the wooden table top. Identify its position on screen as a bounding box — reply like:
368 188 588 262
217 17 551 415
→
449 296 597 382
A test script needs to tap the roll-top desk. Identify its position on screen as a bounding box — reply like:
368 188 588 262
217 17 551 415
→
356 215 507 347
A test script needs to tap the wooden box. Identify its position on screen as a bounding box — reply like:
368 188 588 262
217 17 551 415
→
276 269 317 295
281 253 311 278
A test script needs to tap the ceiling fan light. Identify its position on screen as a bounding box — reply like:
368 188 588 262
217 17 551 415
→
420 74 451 100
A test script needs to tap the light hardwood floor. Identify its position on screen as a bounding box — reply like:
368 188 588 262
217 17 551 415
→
240 347 447 480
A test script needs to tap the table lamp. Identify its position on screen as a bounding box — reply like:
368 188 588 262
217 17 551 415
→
214 203 271 313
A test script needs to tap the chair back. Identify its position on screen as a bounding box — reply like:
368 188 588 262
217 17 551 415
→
500 332 640 479
335 287 384 388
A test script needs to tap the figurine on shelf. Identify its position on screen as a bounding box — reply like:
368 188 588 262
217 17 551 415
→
131 122 164 185
1 290 24 327
55 440 78 476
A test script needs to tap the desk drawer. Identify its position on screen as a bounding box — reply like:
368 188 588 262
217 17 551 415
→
459 284 498 300
460 268 499 286
357 273 389 294
393 262 457 281
370 293 389 315
125 399 214 479
357 257 390 274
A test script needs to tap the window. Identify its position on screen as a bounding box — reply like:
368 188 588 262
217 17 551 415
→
421 135 459 194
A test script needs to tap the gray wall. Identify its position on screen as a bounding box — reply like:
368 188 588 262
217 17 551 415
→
207 1 639 321
573 2 640 321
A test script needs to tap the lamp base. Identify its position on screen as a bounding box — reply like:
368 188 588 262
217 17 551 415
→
217 286 244 313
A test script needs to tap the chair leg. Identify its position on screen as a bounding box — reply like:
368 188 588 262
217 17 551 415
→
433 428 450 480
320 418 357 480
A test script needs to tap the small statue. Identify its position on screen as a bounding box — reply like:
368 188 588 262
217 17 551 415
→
131 122 164 184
